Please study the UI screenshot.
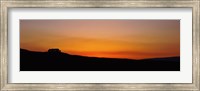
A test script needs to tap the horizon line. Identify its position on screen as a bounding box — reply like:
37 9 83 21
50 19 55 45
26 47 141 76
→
20 48 180 60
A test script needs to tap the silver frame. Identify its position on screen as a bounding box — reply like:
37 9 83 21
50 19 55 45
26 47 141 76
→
0 0 199 91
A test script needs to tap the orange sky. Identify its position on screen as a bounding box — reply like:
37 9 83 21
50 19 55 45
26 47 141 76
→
20 20 180 59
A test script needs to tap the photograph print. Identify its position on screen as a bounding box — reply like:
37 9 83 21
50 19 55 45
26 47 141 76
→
20 20 180 71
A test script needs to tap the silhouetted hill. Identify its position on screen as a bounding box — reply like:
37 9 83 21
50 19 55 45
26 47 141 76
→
20 48 180 71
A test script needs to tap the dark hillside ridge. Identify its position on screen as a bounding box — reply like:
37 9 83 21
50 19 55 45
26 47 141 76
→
20 49 180 71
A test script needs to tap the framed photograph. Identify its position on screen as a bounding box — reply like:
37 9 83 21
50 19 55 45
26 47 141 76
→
0 0 199 91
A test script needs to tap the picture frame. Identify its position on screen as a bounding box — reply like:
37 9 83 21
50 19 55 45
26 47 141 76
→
0 0 199 91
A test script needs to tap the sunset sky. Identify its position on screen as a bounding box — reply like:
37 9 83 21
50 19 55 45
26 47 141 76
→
20 20 180 59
